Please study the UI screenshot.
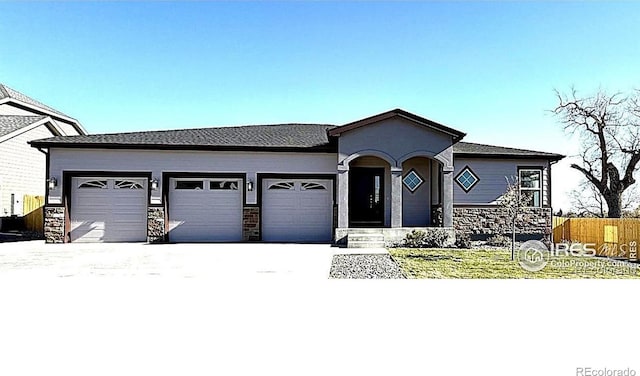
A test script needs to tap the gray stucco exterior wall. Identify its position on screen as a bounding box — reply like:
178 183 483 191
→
335 116 455 229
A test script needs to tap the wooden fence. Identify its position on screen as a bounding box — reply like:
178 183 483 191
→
552 216 640 260
22 195 44 234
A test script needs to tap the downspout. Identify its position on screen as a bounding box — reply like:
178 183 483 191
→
35 147 49 237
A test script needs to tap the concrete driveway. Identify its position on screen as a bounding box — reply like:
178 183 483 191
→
0 241 336 278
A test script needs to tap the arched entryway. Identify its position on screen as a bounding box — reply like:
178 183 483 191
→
348 155 391 227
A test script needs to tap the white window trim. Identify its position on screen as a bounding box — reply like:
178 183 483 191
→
519 168 542 207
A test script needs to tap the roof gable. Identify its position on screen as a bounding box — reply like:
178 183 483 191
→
0 115 47 138
0 83 86 135
0 115 61 143
328 108 466 140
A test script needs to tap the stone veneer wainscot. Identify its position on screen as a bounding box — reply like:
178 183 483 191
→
147 207 166 243
453 206 552 239
44 206 65 243
243 207 260 241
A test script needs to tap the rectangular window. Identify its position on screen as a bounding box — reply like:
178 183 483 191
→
209 181 239 190
175 180 203 190
519 169 542 207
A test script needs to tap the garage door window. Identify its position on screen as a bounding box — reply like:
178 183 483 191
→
301 182 326 190
78 180 108 189
175 180 203 190
209 181 239 190
115 180 144 189
269 182 295 190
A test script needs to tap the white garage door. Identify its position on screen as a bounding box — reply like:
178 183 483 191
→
70 177 148 242
168 178 242 242
262 179 333 242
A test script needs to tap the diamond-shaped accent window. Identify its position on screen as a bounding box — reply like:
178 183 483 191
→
403 170 424 192
455 167 479 192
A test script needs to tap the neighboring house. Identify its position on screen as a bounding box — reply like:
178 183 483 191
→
30 108 563 245
0 83 86 225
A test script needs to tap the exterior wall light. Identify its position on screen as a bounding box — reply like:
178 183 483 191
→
48 177 57 190
150 178 159 191
247 180 254 192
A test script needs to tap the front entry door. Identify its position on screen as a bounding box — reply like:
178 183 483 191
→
349 168 384 227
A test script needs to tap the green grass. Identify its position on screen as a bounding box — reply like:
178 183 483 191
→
389 248 640 279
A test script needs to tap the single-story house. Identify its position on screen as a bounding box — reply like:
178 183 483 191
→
0 83 86 227
30 108 563 246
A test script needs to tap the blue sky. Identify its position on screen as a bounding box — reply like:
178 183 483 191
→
2 1 639 210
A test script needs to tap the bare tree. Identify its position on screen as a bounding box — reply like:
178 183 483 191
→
499 177 531 261
554 88 640 218
569 178 639 217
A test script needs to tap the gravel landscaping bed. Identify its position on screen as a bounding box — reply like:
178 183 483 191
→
329 254 406 279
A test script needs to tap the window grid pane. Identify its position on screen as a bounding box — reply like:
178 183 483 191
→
455 167 479 192
519 169 542 207
403 170 424 192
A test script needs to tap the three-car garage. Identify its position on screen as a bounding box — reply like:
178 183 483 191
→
66 174 334 243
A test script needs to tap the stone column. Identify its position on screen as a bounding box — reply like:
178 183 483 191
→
337 167 349 228
391 167 403 228
147 207 166 243
44 206 65 243
442 168 454 227
242 206 260 241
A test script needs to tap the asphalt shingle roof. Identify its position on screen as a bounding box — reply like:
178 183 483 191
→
0 83 72 119
31 123 337 150
453 141 563 159
0 115 47 138
30 122 563 160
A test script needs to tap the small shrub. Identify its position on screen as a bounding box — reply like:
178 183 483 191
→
455 232 472 249
423 229 449 248
402 230 427 248
486 234 511 247
402 229 449 248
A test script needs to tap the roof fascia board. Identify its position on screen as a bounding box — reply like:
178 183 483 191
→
28 142 338 154
1 98 87 135
453 153 565 161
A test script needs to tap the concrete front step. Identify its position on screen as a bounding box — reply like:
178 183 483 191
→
347 240 386 249
347 232 386 248
347 234 385 242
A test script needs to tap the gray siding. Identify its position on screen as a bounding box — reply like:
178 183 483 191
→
48 148 337 206
452 158 551 207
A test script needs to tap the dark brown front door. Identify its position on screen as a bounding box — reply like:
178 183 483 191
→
349 167 384 227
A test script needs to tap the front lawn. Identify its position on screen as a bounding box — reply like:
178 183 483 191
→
389 248 640 279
